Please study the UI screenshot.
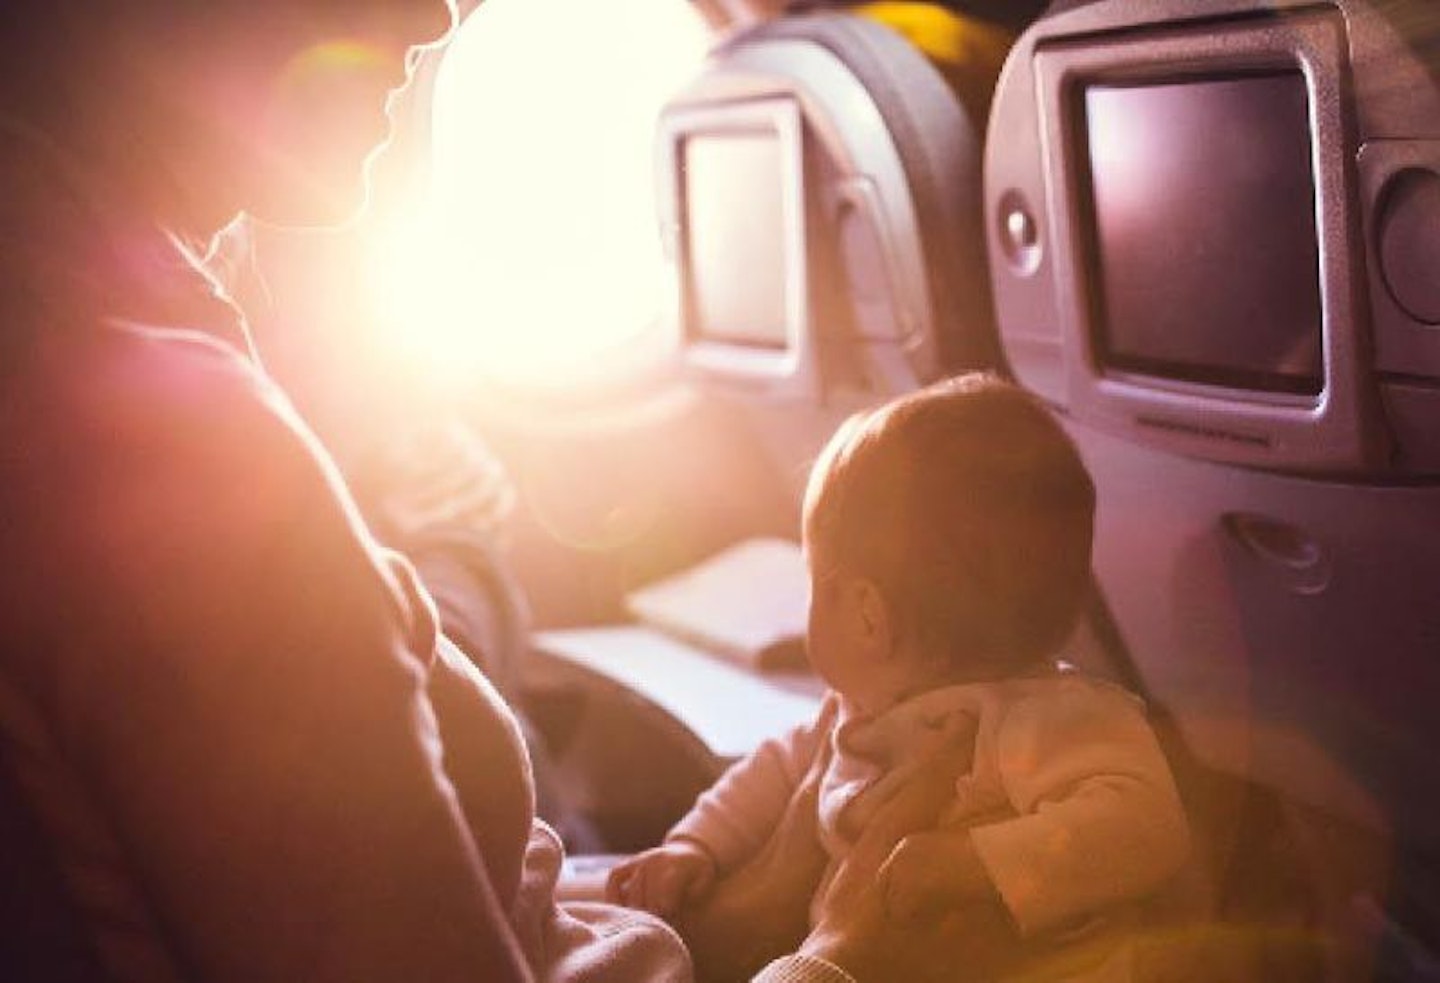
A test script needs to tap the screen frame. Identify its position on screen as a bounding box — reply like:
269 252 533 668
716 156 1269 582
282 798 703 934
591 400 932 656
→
1033 11 1372 468
656 96 813 391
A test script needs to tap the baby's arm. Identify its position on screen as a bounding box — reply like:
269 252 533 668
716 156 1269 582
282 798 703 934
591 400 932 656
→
964 681 1190 935
606 839 718 917
882 682 1188 935
605 696 839 920
664 694 841 875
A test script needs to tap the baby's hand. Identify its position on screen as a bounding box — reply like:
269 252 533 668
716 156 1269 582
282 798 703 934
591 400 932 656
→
605 841 717 918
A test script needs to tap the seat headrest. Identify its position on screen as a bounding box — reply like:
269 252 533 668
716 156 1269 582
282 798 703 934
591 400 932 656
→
732 11 999 371
658 8 1007 399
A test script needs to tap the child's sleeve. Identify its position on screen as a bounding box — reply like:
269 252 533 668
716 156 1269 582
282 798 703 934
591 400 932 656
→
968 682 1190 936
666 694 840 872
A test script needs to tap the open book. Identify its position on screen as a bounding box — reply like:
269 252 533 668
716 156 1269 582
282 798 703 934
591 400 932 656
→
624 537 810 671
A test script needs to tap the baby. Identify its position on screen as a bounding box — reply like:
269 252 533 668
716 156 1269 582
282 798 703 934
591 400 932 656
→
607 373 1190 980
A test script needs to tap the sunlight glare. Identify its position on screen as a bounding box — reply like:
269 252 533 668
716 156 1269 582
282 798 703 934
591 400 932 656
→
369 0 708 391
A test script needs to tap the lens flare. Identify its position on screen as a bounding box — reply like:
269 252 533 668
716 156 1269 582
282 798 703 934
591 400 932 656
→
252 37 406 222
280 39 395 91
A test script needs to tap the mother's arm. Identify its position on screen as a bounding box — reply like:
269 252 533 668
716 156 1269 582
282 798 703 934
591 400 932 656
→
69 336 534 983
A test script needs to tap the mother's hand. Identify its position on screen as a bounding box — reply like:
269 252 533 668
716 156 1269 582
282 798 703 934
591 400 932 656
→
801 745 1023 983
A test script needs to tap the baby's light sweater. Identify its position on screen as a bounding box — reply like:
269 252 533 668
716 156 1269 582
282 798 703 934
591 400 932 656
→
668 671 1190 942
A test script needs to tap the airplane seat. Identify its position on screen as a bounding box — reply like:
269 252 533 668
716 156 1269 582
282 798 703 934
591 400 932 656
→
656 4 1005 437
726 7 1003 375
986 0 1440 977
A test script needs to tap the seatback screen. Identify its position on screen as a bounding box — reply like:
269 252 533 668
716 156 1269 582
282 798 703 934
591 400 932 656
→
682 132 790 350
1080 72 1323 395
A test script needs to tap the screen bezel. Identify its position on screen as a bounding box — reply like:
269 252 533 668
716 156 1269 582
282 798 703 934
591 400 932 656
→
1033 12 1370 467
656 97 812 390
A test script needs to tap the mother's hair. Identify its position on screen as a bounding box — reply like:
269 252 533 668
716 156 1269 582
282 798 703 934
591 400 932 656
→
0 2 276 241
0 4 180 152
0 3 240 359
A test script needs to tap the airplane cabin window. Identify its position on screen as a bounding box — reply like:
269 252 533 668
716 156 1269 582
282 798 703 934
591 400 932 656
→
369 0 709 394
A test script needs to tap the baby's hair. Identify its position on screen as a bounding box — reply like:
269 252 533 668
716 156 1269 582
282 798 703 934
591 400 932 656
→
803 372 1095 673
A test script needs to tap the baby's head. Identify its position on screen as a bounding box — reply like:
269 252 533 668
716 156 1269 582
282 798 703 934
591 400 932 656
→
802 373 1095 710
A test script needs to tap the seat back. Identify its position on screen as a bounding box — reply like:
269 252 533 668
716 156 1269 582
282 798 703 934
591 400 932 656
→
655 5 1006 492
985 0 1440 971
730 10 1000 376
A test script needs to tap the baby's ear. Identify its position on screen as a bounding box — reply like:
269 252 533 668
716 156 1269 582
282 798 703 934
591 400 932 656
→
854 577 896 657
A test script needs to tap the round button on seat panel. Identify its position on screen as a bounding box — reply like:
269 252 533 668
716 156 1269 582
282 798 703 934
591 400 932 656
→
1378 167 1440 325
997 189 1042 276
